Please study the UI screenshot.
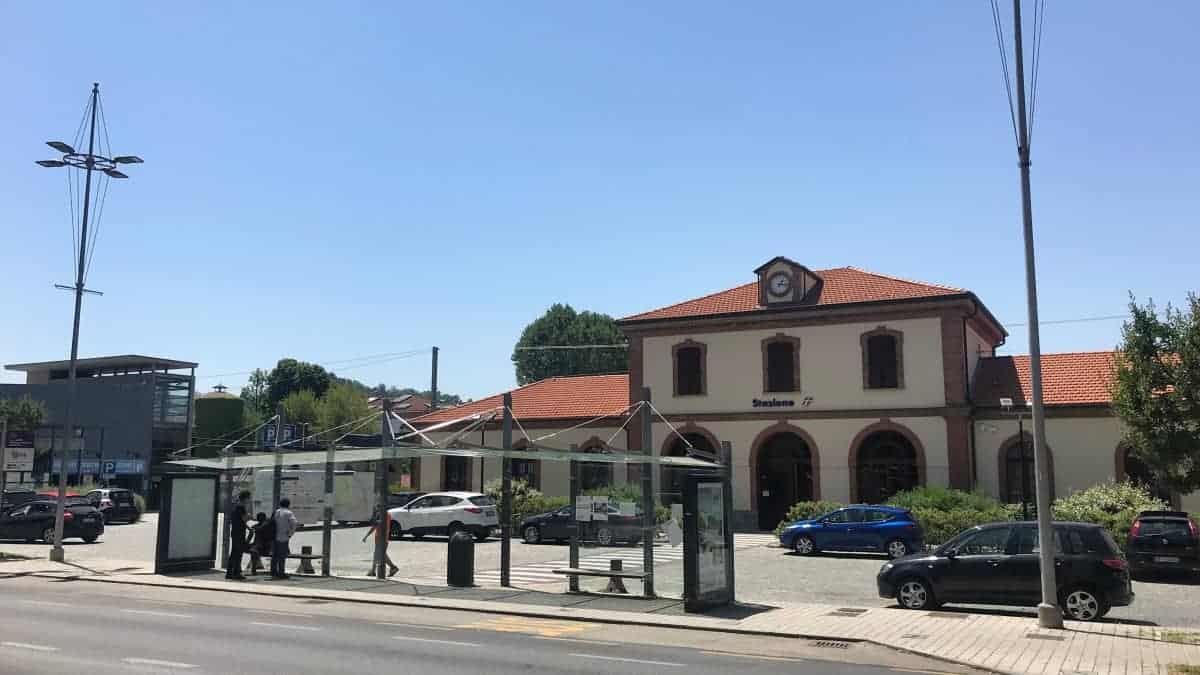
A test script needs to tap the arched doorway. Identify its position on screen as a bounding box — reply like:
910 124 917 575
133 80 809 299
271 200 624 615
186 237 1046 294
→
755 432 814 531
1121 446 1173 504
855 431 919 504
661 432 717 506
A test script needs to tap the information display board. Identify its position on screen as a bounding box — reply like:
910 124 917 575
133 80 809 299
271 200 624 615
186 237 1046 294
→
683 473 734 611
155 474 219 574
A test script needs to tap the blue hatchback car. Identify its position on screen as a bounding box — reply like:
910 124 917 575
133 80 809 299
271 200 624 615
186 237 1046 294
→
780 505 924 559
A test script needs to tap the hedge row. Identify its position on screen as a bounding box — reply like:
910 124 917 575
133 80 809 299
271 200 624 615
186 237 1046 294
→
774 482 1167 548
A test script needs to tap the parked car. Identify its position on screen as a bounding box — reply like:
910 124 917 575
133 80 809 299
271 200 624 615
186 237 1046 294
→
0 499 105 544
1126 510 1199 577
780 505 924 559
84 488 141 524
877 521 1134 621
388 491 498 541
520 503 643 546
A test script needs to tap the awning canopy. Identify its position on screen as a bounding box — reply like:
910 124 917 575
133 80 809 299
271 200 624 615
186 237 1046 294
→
167 444 722 472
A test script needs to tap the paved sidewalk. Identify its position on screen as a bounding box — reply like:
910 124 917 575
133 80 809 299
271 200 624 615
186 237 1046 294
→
4 557 1198 674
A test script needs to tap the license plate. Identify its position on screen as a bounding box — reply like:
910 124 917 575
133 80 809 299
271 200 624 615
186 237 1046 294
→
485 510 495 517
1154 556 1180 563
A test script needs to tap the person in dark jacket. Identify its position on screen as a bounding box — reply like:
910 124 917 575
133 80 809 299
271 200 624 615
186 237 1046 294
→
226 491 252 580
248 512 273 575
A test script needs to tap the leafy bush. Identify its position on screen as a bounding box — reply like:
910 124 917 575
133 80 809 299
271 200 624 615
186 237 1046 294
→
1053 480 1167 548
484 479 569 529
773 500 846 536
884 487 1015 545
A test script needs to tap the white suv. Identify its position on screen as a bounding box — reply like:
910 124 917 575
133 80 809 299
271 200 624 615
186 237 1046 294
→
388 492 498 542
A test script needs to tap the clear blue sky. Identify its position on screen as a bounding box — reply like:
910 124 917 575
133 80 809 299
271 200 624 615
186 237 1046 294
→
2 2 1198 400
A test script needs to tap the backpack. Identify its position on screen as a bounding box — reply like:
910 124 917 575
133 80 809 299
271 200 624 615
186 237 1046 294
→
255 514 277 544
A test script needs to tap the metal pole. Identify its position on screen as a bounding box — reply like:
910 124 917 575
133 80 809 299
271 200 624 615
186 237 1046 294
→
321 424 335 577
568 444 580 593
374 400 392 579
75 428 83 485
640 387 655 598
721 440 736 600
1011 0 1062 630
430 347 439 410
1 418 8 500
52 83 99 563
221 446 234 565
500 392 513 587
1019 415 1029 521
272 405 285 509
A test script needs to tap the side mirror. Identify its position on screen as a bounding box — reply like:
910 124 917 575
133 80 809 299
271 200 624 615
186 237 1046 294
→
945 547 958 559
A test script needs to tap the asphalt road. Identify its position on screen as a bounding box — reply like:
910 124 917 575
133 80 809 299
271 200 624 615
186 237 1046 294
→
0 577 962 675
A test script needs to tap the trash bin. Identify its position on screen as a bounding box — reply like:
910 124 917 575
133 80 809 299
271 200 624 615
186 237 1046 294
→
447 530 475 587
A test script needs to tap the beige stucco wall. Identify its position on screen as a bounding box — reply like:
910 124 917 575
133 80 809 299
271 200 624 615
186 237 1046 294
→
415 426 625 498
643 317 946 415
975 416 1125 500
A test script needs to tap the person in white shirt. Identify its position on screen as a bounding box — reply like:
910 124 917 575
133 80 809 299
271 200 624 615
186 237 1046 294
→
270 498 298 579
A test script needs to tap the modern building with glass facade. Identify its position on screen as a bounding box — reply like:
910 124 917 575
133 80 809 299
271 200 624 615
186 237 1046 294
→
2 354 197 506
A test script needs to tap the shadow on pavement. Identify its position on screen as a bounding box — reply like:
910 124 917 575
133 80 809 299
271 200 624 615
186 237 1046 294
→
882 602 1161 627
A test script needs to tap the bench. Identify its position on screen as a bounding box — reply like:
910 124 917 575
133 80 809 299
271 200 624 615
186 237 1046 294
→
553 560 646 594
255 546 324 574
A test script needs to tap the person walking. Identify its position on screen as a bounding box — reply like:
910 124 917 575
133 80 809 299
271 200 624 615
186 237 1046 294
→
225 490 252 580
270 498 298 579
362 509 399 577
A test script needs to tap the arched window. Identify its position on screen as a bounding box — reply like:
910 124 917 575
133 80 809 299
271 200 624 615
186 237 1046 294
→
511 440 540 490
754 432 814 531
1001 437 1034 505
855 431 919 504
762 334 801 393
673 340 706 396
579 441 613 491
861 327 904 389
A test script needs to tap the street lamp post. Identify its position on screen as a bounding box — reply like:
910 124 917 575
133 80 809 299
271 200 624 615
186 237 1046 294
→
36 83 141 562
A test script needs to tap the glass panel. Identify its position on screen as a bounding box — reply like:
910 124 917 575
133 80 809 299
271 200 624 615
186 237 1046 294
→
766 342 795 392
867 335 899 388
957 527 1011 555
676 347 703 395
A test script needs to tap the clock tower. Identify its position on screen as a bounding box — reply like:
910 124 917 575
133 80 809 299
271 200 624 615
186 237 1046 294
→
754 256 821 307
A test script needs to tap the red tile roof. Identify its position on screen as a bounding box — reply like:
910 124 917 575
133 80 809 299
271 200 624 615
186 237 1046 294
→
414 373 631 424
973 352 1117 407
620 267 965 322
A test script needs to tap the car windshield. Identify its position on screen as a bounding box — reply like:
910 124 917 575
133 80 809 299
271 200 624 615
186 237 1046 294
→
468 496 495 507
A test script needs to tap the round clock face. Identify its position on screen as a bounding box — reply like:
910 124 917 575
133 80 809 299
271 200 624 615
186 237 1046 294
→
768 272 792 297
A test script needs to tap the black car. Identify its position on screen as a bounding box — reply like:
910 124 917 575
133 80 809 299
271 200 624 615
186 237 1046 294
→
84 488 141 524
877 521 1134 621
1126 510 1199 576
0 499 105 544
520 504 643 546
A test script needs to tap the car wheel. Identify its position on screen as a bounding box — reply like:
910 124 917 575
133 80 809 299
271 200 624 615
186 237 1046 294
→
523 525 541 544
792 535 816 556
1061 586 1107 622
886 539 910 559
596 526 615 547
896 578 935 610
83 534 98 544
42 527 56 545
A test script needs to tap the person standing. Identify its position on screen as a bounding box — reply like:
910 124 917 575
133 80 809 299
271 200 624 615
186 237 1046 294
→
248 512 273 575
270 497 298 579
362 510 399 577
226 490 252 580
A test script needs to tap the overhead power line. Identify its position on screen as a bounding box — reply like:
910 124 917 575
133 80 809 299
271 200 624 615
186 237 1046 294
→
197 348 431 380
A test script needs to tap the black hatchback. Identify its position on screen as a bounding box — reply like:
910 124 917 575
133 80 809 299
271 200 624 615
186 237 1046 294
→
878 521 1134 621
1127 510 1199 576
0 499 105 544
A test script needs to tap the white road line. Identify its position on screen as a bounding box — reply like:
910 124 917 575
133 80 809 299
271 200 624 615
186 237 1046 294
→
21 600 74 608
249 609 315 618
122 657 198 669
392 635 481 648
250 621 319 631
375 622 456 632
121 609 193 619
570 653 684 667
1 642 60 652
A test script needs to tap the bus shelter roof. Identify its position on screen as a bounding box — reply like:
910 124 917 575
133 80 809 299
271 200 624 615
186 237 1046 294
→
167 444 722 472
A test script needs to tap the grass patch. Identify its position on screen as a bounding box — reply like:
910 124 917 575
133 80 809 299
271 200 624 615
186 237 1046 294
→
0 552 31 562
1160 630 1200 646
1168 665 1200 675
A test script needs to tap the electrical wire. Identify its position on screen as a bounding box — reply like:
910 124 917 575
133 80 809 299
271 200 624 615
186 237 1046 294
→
197 349 430 380
514 344 628 351
1005 314 1125 328
1027 0 1047 146
989 0 1020 148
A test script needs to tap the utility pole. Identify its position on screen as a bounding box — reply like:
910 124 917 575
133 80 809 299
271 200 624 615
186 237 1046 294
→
500 392 513 587
0 418 8 500
1011 0 1062 629
430 347 439 410
36 83 141 563
272 404 285 509
374 400 393 579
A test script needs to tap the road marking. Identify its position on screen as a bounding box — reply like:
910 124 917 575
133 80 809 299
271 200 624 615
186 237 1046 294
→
455 616 594 637
121 609 193 619
1 642 60 652
375 622 456 632
700 651 792 662
392 635 481 647
250 621 319 631
21 600 74 608
534 636 618 646
123 657 198 669
249 609 315 618
569 653 685 667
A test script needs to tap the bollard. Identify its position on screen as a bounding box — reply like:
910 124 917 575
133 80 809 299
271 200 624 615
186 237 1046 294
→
447 530 475 587
297 545 316 574
604 559 628 594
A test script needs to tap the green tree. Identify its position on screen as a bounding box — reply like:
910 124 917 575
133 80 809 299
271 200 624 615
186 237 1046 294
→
1112 294 1200 495
0 395 47 430
280 389 321 427
240 368 270 418
267 359 332 410
318 382 372 434
511 304 627 385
